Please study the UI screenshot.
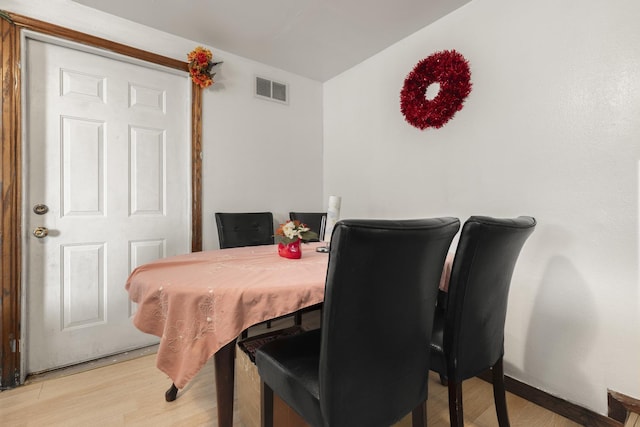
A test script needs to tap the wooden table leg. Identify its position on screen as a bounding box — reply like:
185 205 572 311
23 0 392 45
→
165 383 179 401
214 338 237 427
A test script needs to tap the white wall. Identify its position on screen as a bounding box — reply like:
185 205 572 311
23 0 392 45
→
201 59 323 250
324 0 640 415
1 0 324 250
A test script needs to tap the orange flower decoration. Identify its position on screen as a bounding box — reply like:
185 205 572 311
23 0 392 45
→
187 46 217 89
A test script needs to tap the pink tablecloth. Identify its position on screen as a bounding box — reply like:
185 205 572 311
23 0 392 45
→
125 242 328 389
126 243 453 389
440 252 454 292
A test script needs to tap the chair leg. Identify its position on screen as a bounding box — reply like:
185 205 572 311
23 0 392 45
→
439 373 448 386
448 380 464 427
411 400 427 427
294 310 302 325
492 357 511 427
260 380 274 427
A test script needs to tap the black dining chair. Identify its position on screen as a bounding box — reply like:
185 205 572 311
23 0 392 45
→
215 212 275 336
214 212 274 249
288 212 327 324
430 216 536 427
289 212 326 241
256 217 461 427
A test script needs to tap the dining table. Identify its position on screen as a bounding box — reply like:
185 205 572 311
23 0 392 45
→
125 241 453 427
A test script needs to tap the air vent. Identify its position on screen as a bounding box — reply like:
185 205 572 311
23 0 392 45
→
255 76 288 104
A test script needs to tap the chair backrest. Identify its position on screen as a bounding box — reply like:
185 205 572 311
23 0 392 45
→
445 216 536 382
214 212 274 249
289 212 326 241
319 217 460 426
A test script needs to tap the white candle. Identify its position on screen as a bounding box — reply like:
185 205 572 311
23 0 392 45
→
323 195 341 243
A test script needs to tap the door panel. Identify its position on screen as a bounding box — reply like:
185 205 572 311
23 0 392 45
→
24 37 191 373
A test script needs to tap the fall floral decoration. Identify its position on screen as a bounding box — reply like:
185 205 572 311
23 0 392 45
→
400 50 472 130
187 46 219 89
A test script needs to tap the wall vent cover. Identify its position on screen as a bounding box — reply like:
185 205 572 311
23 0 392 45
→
255 76 288 104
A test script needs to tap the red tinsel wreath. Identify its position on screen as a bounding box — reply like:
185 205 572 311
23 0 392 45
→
400 50 472 130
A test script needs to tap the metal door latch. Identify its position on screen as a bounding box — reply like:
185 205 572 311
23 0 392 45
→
33 204 49 215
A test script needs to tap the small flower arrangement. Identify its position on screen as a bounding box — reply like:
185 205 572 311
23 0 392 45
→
187 46 218 89
275 220 318 244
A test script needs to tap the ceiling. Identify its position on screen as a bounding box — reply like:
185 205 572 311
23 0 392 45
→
71 0 471 82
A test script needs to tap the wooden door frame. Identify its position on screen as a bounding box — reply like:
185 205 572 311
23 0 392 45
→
0 11 203 388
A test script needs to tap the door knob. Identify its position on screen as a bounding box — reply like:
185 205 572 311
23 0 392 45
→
33 227 49 238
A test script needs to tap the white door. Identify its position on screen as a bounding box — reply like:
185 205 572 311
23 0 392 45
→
24 36 191 373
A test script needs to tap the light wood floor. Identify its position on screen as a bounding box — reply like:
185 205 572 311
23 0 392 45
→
0 315 582 426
